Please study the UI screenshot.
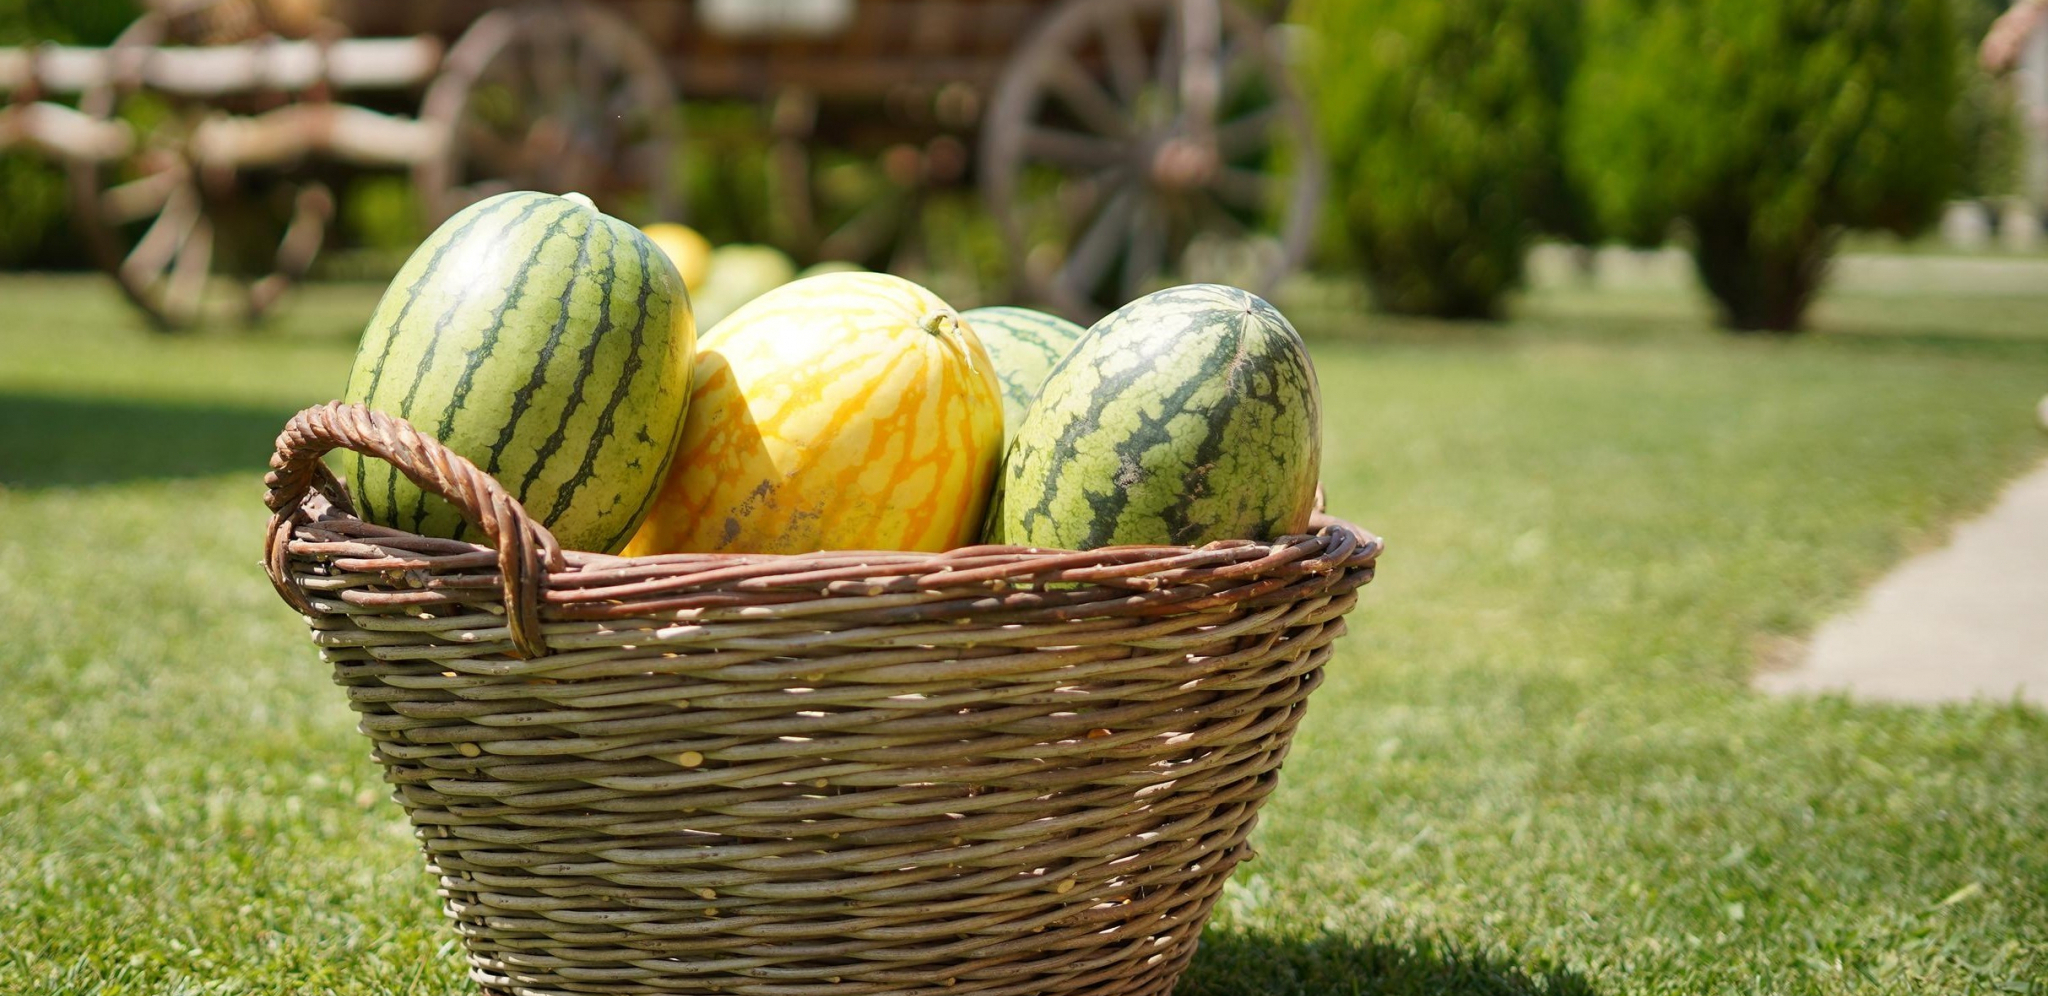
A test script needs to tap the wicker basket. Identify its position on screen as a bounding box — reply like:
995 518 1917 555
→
262 402 1380 996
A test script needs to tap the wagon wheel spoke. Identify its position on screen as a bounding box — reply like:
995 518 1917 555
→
162 217 213 327
1044 52 1133 139
567 43 618 144
238 184 331 321
120 184 200 287
1123 193 1166 302
1212 32 1263 90
556 126 612 194
1154 8 1182 107
1024 127 1132 170
100 171 182 226
1176 0 1224 129
1193 188 1253 236
518 117 577 189
576 38 615 114
275 183 334 278
1099 7 1150 106
1211 166 1275 211
458 118 527 174
1165 194 1208 255
1054 164 1134 232
1214 105 1281 157
526 28 577 118
1057 184 1139 300
985 0 1322 316
420 4 677 225
581 68 628 145
605 73 646 122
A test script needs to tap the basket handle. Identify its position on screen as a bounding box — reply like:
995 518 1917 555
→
262 401 563 659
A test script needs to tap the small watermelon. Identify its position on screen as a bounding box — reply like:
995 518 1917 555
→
343 190 695 554
960 306 1086 446
989 284 1320 549
625 271 1005 555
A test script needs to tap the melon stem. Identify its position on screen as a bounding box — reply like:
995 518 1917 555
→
924 312 974 370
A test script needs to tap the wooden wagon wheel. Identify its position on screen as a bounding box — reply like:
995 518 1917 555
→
416 1 679 226
982 0 1321 320
67 13 334 331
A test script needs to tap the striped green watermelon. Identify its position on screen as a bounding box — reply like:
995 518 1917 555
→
988 284 1320 549
960 306 1085 445
343 190 695 554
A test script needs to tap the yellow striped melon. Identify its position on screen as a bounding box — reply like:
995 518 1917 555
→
623 272 1004 555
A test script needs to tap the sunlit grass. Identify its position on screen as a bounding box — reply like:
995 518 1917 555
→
2 269 2044 994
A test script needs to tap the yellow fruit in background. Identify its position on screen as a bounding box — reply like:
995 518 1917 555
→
624 271 1005 555
640 223 713 291
693 244 799 328
797 259 866 279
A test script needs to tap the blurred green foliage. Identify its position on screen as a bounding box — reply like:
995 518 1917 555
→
0 0 135 45
0 0 137 267
338 175 422 253
1295 0 1580 319
0 154 70 268
1952 0 2018 199
674 103 783 247
1566 0 1958 331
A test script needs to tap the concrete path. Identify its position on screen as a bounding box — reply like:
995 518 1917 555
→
1755 458 2048 707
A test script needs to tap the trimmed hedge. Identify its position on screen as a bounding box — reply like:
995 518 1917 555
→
1567 0 1958 331
1296 0 1579 319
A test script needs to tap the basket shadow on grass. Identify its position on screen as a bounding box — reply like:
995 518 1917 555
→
0 392 306 489
1177 928 1601 996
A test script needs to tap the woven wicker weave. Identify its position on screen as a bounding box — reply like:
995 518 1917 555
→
263 402 1380 996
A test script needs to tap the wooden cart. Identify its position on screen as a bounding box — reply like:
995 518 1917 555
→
0 0 1318 327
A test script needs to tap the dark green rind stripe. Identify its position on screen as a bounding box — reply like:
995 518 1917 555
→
395 195 577 532
1013 321 1239 547
343 192 529 519
998 284 1319 549
1117 289 1315 545
1095 332 1251 549
346 193 529 408
438 203 597 541
435 199 584 442
560 228 655 546
374 198 569 532
1145 308 1308 546
340 192 693 553
595 229 690 554
517 219 616 514
1004 286 1225 534
360 196 545 532
478 209 596 479
348 192 571 531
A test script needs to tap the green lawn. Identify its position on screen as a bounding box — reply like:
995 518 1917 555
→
3 269 2045 995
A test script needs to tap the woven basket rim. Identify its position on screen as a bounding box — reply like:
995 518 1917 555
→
264 402 1381 658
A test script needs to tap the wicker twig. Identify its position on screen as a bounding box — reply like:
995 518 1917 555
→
263 402 1380 996
267 402 564 658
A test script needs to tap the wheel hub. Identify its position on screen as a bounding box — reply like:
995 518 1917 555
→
1148 136 1218 191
